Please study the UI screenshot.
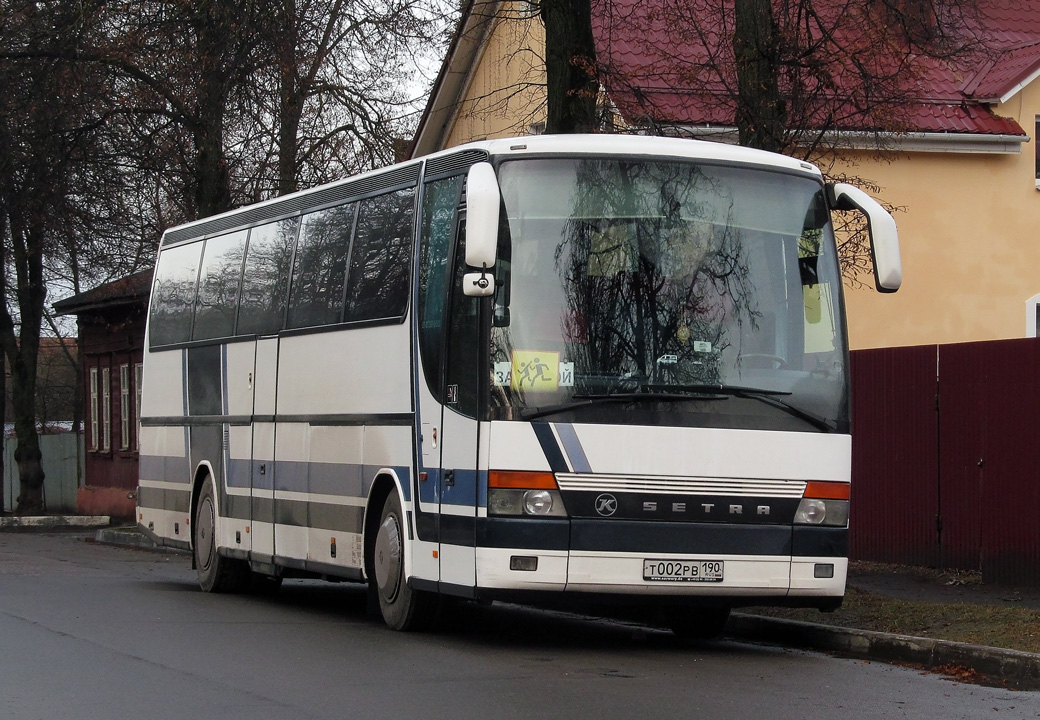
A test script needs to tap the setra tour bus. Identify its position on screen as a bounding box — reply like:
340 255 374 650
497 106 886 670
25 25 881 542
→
137 134 900 636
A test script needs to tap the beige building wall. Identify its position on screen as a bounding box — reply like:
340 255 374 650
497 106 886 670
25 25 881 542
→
842 81 1040 349
445 4 547 147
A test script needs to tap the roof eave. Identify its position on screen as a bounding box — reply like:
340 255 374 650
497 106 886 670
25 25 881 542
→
407 0 501 159
998 63 1040 105
669 125 1027 154
52 296 148 318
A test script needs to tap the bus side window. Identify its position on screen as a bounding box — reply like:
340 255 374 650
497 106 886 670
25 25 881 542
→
149 241 204 347
344 188 415 323
418 175 465 396
445 220 480 418
238 218 299 336
193 229 247 341
287 203 356 329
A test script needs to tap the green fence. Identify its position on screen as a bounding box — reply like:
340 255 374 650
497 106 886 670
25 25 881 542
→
2 433 84 513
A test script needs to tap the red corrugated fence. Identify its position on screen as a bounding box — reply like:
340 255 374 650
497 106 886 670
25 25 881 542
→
850 338 1040 586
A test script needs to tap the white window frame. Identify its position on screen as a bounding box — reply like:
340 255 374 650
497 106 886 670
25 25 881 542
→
101 367 111 452
120 364 130 450
89 367 99 451
135 363 143 451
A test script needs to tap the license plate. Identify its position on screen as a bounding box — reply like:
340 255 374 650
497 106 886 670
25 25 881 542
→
643 559 724 583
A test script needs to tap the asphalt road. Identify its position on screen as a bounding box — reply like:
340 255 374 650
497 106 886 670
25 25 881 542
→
1 532 1038 720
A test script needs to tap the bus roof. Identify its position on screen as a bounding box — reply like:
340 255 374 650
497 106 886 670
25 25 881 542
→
439 134 822 178
159 134 821 248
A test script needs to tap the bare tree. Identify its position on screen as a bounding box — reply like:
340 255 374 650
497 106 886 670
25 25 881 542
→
251 0 445 197
0 0 115 513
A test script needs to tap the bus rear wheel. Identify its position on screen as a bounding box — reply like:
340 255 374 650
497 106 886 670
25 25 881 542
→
371 491 436 631
194 476 250 593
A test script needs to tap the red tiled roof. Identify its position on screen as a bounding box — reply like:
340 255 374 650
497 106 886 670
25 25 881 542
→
592 0 1040 137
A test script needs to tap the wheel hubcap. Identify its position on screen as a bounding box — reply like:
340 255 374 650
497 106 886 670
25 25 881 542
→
197 496 215 571
374 513 402 602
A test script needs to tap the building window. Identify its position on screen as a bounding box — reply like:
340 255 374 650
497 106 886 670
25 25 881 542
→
120 364 130 450
1035 117 1039 189
135 363 143 451
89 367 99 451
101 367 111 452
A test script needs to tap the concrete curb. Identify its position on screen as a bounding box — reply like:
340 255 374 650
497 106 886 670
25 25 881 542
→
728 613 1040 690
0 515 111 530
94 526 161 550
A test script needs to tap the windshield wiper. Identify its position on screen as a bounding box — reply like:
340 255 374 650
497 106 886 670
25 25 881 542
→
661 383 835 432
518 390 726 421
519 383 836 432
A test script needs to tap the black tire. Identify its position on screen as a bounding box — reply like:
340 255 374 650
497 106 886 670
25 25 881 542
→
371 491 436 631
194 476 250 593
667 607 731 641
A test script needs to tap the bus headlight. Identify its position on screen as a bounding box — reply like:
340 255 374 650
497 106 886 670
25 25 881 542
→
794 481 850 527
794 498 849 527
487 471 568 517
523 490 554 515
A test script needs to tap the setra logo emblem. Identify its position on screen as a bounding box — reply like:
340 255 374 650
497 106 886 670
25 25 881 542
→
595 493 618 517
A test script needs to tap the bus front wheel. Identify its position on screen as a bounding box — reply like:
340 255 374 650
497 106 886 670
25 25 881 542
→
372 491 436 631
194 476 250 593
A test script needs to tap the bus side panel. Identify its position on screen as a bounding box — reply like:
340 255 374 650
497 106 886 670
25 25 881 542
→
251 337 279 562
220 342 257 556
138 348 191 546
137 424 191 546
272 328 413 571
275 327 411 417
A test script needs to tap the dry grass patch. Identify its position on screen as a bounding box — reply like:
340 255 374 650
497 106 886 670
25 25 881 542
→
745 586 1040 654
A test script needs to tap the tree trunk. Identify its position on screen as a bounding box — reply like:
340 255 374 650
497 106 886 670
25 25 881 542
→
542 0 600 134
192 4 235 217
13 437 44 515
733 0 786 152
8 266 46 515
276 0 302 197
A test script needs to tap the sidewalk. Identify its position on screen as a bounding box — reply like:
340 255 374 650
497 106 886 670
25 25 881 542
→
0 514 111 530
83 524 1040 689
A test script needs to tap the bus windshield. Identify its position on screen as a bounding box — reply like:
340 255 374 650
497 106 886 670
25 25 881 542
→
488 157 848 433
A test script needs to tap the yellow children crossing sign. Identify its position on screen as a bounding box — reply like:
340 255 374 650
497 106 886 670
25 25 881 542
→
511 350 559 391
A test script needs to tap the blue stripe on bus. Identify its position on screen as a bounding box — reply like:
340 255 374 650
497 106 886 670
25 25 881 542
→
222 457 411 501
553 423 592 473
139 454 193 484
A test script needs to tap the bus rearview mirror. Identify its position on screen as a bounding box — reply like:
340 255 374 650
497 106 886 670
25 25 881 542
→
827 182 902 293
465 162 500 271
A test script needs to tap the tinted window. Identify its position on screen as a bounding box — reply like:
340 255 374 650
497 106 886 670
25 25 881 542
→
345 189 414 322
149 241 203 347
238 218 299 336
417 176 463 392
287 203 356 329
193 229 247 340
187 345 222 415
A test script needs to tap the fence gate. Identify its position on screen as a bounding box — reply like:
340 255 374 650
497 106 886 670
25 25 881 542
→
849 345 939 567
851 338 1040 585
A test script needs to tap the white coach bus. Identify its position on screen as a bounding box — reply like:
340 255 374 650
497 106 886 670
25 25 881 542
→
138 134 900 636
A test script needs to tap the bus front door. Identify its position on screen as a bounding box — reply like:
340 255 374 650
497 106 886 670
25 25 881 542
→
434 224 483 593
